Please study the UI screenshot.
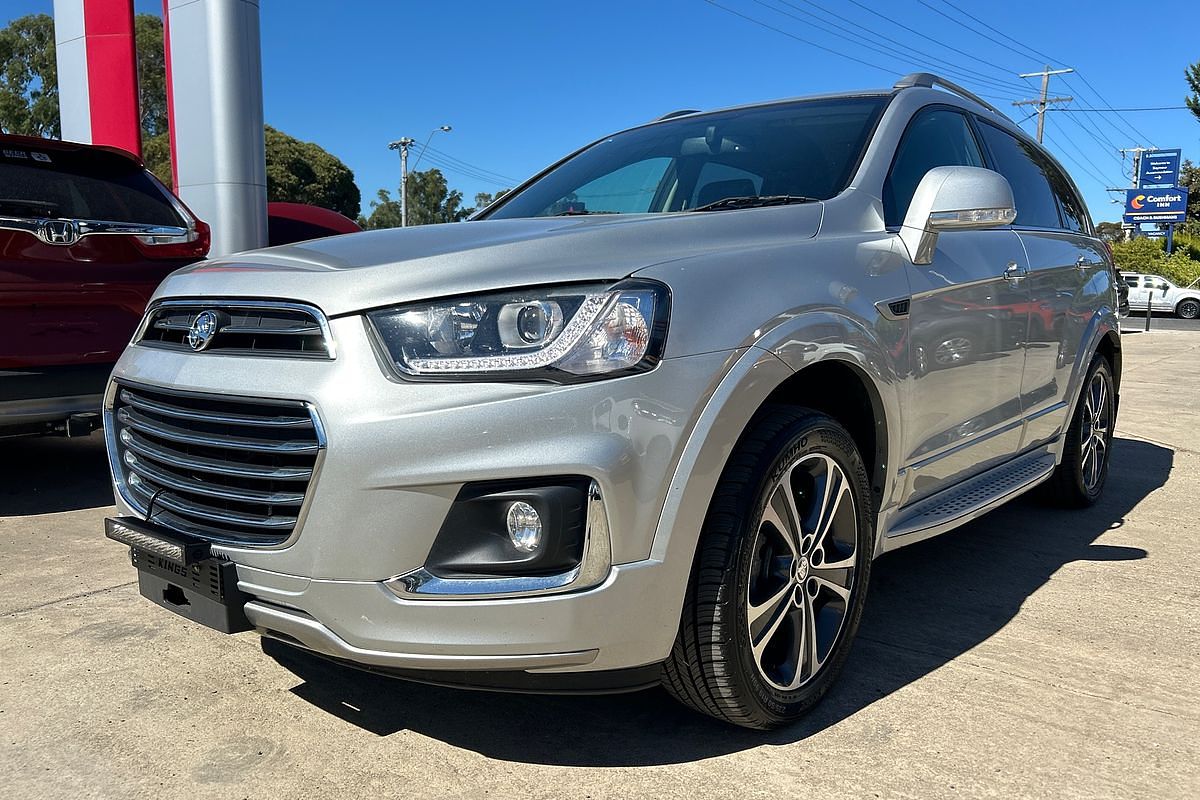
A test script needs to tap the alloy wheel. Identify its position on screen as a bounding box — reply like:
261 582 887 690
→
746 453 857 691
1080 371 1112 492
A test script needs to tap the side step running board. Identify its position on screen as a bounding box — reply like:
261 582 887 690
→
886 451 1056 543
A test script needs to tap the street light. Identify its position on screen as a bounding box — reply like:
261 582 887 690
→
388 124 451 228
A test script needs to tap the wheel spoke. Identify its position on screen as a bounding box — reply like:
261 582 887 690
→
745 450 860 693
811 575 852 603
812 459 850 548
748 579 794 642
750 586 794 662
761 488 802 559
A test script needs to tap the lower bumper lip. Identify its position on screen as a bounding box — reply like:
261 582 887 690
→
244 600 600 671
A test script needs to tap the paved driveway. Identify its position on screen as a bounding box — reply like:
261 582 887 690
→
2 330 1197 799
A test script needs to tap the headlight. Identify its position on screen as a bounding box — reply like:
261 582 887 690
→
367 280 669 382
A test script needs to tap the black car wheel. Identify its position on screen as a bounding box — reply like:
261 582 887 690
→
1177 299 1200 320
662 407 872 729
1047 355 1115 507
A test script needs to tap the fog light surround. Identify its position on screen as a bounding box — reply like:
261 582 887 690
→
386 480 612 600
506 501 543 552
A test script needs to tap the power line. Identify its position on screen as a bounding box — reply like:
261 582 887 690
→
416 152 514 188
922 0 1052 65
415 143 519 185
765 0 1029 96
702 0 914 77
1050 105 1189 112
842 0 1022 77
1043 116 1120 190
924 0 1157 148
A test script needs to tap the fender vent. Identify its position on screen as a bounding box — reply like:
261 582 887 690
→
888 299 910 317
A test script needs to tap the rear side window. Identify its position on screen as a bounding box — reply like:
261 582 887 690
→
0 144 183 226
1123 276 1139 288
974 122 1061 230
883 108 984 227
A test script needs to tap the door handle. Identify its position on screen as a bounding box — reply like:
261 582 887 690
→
1003 262 1027 283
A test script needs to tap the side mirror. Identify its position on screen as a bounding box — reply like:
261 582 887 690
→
899 166 1017 265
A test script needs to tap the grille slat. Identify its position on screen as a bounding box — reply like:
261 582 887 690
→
123 453 307 505
139 302 331 358
112 384 322 546
119 388 314 428
121 429 314 481
117 406 321 454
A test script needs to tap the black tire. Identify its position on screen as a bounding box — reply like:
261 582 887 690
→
661 407 873 729
1046 355 1115 507
1176 298 1200 320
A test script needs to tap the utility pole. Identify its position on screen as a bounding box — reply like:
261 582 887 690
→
1013 65 1074 143
387 137 416 227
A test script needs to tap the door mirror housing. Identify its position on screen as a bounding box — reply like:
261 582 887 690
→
899 166 1017 265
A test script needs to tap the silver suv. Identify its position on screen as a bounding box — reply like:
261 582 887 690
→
103 73 1121 729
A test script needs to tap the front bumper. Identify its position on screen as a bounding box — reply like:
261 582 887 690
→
107 313 739 672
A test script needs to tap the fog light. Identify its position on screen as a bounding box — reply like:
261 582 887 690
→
506 501 542 552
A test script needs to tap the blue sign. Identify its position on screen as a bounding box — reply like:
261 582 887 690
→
1144 229 1167 239
1124 187 1188 223
1138 149 1181 187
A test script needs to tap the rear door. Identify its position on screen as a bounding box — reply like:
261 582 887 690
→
885 107 1032 505
972 121 1109 450
0 142 204 403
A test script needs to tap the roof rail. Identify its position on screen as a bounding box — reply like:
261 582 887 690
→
656 109 701 121
893 72 1006 118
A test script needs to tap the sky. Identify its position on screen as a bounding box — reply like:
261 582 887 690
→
7 0 1200 222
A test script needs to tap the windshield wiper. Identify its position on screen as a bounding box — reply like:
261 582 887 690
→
552 209 619 216
687 195 818 213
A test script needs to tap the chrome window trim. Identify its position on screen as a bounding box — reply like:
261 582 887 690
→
103 379 329 552
384 481 614 600
132 298 338 360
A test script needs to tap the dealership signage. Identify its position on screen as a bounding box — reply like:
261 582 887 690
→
1138 149 1181 187
1123 187 1188 224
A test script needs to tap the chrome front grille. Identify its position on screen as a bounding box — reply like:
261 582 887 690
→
109 383 323 546
137 301 332 358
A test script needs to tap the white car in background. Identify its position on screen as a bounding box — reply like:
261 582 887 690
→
1119 272 1200 319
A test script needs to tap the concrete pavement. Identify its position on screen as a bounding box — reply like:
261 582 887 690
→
1 330 1198 799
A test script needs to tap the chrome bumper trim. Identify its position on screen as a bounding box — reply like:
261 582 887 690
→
383 481 613 600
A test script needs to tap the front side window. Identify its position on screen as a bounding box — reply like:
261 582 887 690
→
484 96 888 219
883 107 984 227
975 121 1062 230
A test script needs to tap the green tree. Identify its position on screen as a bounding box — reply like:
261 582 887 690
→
0 14 362 219
264 125 360 219
1187 60 1200 124
363 169 471 229
135 14 167 137
1179 160 1200 226
0 14 58 137
1095 221 1125 243
472 188 510 213
406 168 471 225
361 189 403 230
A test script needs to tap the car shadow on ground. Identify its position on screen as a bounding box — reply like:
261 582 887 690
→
267 437 1169 766
0 432 113 516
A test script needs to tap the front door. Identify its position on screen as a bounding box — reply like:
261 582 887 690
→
902 230 1031 503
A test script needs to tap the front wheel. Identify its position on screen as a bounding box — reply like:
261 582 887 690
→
1176 299 1200 320
1047 355 1115 507
662 408 873 729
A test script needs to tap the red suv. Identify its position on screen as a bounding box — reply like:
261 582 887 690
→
0 135 209 436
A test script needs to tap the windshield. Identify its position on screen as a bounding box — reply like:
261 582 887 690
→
485 95 888 219
0 144 183 225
